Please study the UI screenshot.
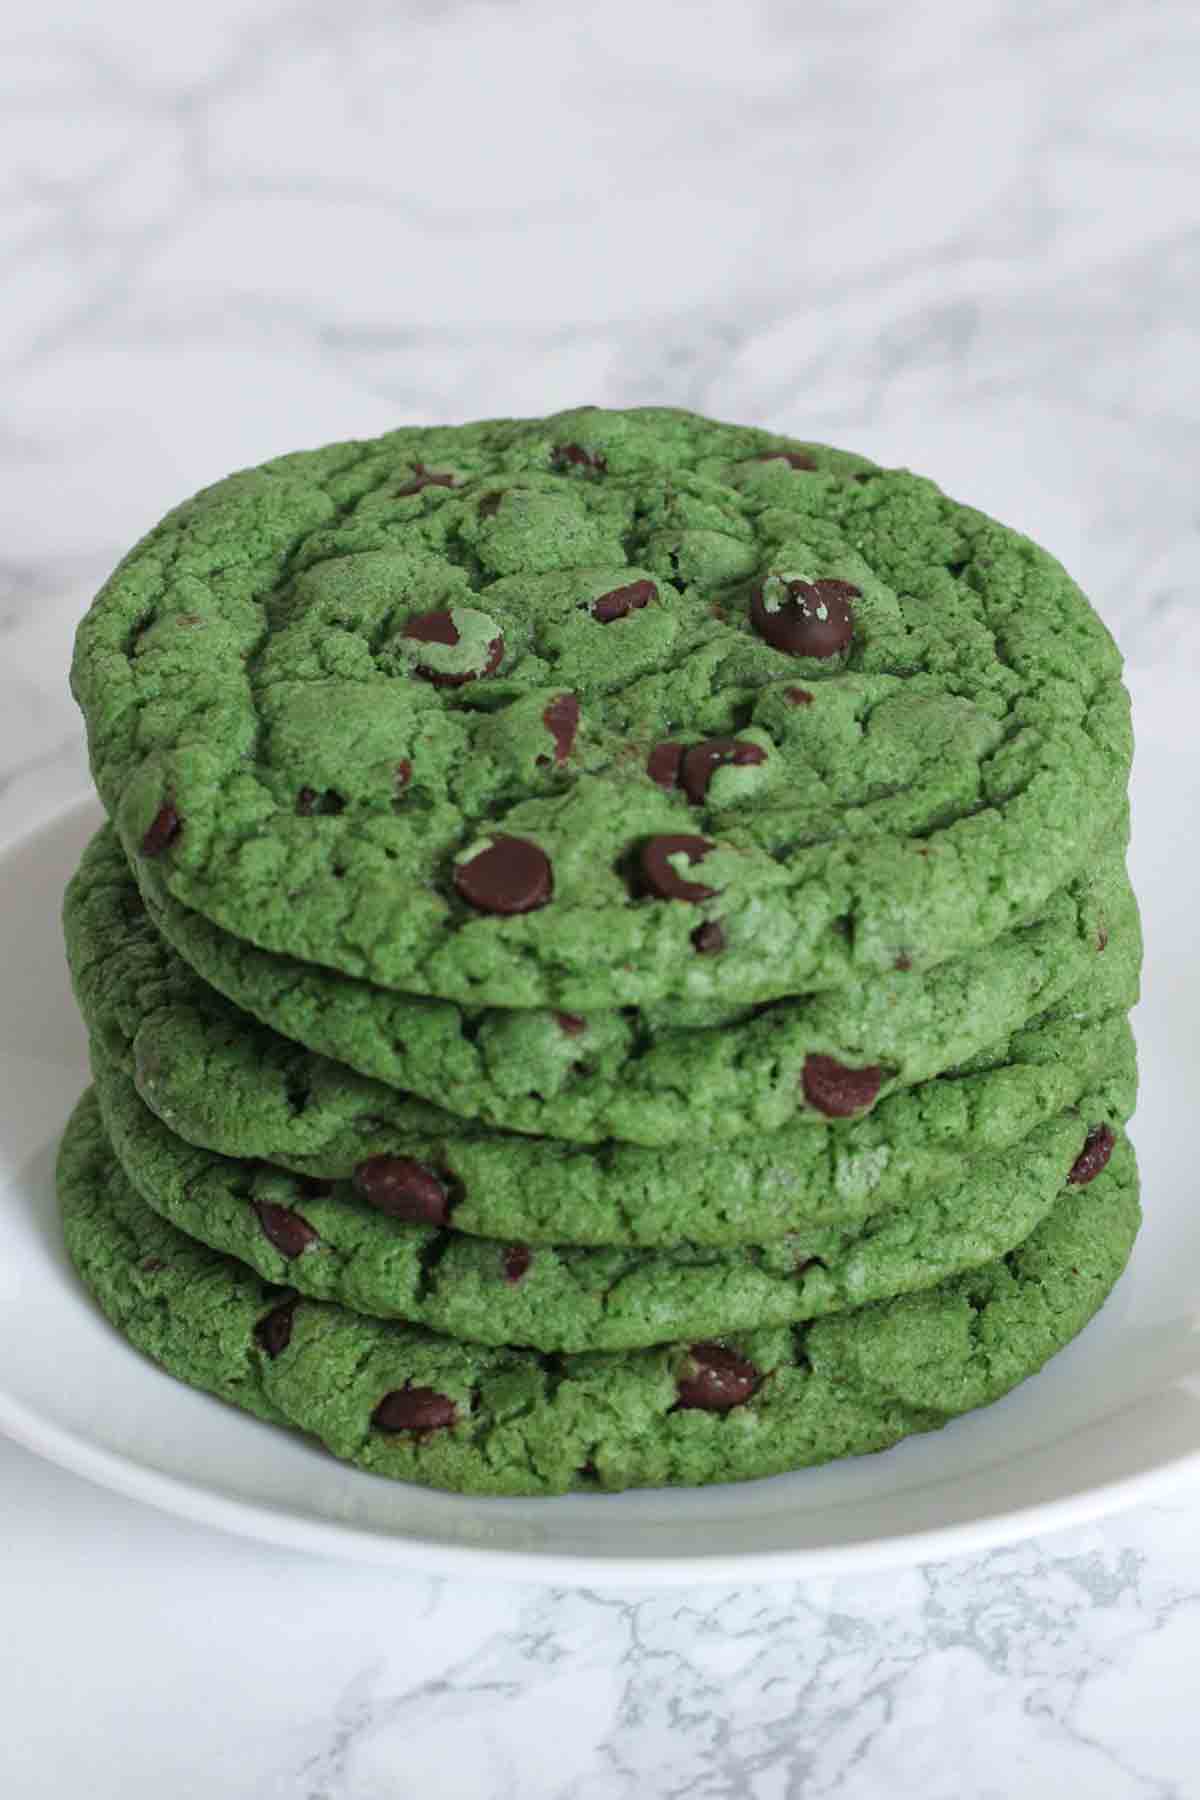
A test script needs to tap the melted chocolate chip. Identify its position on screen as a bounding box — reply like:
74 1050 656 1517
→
395 465 456 497
750 578 858 658
552 442 607 474
676 1343 760 1412
542 694 580 765
691 920 725 954
402 609 504 687
372 1386 458 1434
502 1245 532 1284
802 1054 884 1118
591 579 656 623
647 741 685 790
254 1201 319 1259
453 836 553 915
141 803 181 857
353 1156 455 1225
754 449 817 471
1068 1124 1115 1186
296 787 344 816
254 1296 298 1359
680 737 766 805
638 834 718 903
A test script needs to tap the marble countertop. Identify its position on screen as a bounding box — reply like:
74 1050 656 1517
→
4 2 1200 1793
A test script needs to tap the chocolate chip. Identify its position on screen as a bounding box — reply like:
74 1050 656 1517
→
785 688 814 706
555 1012 587 1037
254 1201 319 1259
638 834 718 903
894 953 913 972
591 578 656 624
680 737 766 805
750 578 858 658
552 443 607 474
754 449 817 471
353 1156 455 1225
395 760 412 793
453 835 553 915
138 1256 165 1273
647 741 685 790
691 920 725 954
141 803 181 857
372 1386 458 1434
802 1054 884 1118
402 609 504 687
1096 926 1108 953
676 1343 760 1412
1068 1124 1115 1186
395 465 456 497
296 787 344 816
542 694 580 765
254 1296 298 1359
502 1245 532 1284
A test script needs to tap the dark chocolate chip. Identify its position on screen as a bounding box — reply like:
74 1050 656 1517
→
138 1256 166 1274
754 449 817 471
395 465 457 497
676 1343 760 1412
1068 1124 1115 1186
691 920 725 954
750 577 858 658
680 737 766 805
647 741 685 790
785 688 814 706
542 694 580 765
254 1201 319 1259
894 953 913 972
296 787 344 816
502 1245 532 1284
372 1386 458 1434
395 760 413 793
552 442 607 474
1097 926 1108 953
402 609 504 687
453 835 553 915
555 1012 587 1037
254 1296 298 1359
141 803 181 857
802 1054 884 1118
591 578 656 624
638 834 718 903
353 1156 455 1225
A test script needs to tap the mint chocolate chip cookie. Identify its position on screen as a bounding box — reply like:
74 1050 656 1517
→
60 1090 1142 1495
71 406 1131 1009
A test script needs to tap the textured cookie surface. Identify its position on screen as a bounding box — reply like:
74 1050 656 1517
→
71 406 1131 1008
93 1054 1134 1352
72 825 1138 1149
60 1091 1142 1495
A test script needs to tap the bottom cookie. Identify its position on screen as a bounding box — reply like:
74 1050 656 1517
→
59 1091 1141 1497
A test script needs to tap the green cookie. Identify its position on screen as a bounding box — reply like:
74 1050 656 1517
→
71 405 1131 1011
80 826 1140 1149
93 1054 1135 1354
60 1090 1142 1495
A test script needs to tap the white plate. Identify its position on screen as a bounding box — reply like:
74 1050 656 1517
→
2 673 1197 1585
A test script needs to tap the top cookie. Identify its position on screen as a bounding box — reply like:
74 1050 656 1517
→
72 406 1131 1008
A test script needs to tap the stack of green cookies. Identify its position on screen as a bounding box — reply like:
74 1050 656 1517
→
59 406 1141 1496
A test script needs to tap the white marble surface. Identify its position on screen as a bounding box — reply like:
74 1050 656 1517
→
3 1 1200 1793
